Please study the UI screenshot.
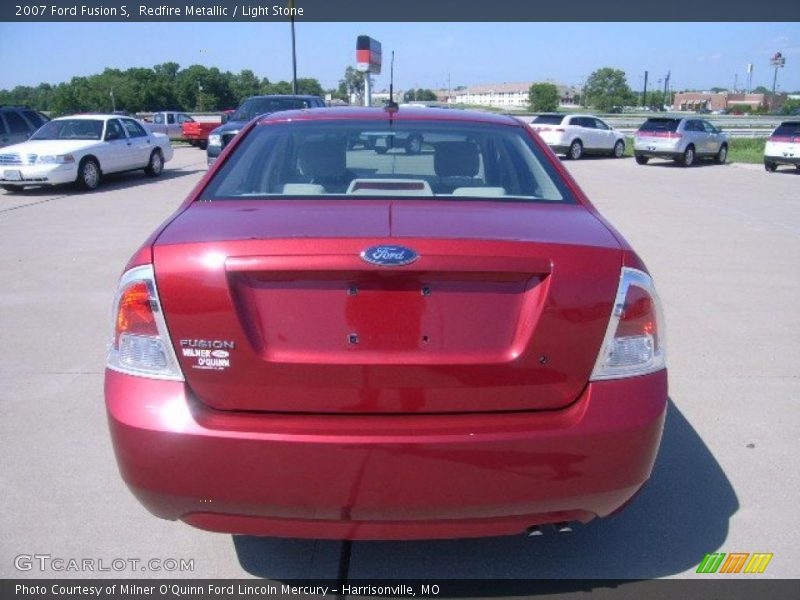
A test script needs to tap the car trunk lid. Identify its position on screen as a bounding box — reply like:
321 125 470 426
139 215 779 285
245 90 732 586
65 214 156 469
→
154 200 621 414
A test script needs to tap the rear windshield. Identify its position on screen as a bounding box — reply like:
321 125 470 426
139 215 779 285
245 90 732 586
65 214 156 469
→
532 115 565 125
30 119 103 140
773 122 800 136
231 97 314 121
639 118 680 132
201 120 574 203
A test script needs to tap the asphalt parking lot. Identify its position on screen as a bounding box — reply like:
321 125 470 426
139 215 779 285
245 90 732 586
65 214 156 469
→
1 147 798 581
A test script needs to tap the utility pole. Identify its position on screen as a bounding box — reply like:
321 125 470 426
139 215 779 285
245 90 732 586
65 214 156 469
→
663 71 671 109
642 71 648 108
747 63 753 94
290 0 298 94
733 73 738 93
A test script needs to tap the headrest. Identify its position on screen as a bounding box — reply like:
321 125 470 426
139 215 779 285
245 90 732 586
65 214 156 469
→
434 141 480 177
298 139 346 180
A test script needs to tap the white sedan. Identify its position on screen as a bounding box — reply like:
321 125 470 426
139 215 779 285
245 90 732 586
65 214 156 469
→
530 113 626 160
0 114 174 192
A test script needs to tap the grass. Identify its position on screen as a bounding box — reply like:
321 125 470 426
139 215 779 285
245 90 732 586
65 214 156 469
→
622 136 767 164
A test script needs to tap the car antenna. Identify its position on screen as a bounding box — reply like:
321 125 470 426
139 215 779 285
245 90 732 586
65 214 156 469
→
385 51 399 113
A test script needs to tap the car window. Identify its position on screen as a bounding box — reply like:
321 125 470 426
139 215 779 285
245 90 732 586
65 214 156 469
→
773 122 800 137
532 115 565 125
232 97 315 121
105 119 126 141
21 110 45 128
122 119 148 138
154 114 165 124
701 121 718 133
202 120 575 204
4 110 30 134
177 114 193 123
0 116 8 136
167 113 175 124
30 118 104 140
639 118 680 133
593 118 609 130
579 117 596 129
687 120 704 132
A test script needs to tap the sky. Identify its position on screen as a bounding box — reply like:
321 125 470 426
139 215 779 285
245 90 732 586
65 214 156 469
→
1 21 799 93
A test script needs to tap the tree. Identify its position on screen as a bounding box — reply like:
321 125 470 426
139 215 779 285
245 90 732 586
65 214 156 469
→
231 69 262 103
528 83 560 112
753 85 770 94
403 88 437 102
337 66 365 104
584 67 635 112
710 87 728 93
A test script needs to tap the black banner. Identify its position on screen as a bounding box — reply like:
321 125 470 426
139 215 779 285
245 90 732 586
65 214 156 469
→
1 0 800 22
2 579 800 600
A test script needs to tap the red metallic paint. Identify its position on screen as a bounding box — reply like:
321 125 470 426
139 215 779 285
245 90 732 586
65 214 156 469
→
106 108 668 539
106 368 667 540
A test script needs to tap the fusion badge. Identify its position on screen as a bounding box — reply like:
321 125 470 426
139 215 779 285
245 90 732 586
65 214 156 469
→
360 245 419 267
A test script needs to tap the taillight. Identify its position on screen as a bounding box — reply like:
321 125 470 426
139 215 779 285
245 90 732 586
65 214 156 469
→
637 130 682 139
590 268 666 381
769 135 800 143
106 265 183 381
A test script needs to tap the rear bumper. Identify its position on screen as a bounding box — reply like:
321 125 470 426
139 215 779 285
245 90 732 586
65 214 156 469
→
764 155 800 165
105 369 668 540
634 149 682 160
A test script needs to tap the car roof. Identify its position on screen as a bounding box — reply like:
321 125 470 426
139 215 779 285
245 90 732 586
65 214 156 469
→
779 120 800 125
246 94 323 100
55 114 134 121
258 106 522 126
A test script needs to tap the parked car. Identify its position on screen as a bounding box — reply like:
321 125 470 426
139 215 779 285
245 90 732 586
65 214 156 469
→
105 106 668 540
207 95 325 165
634 117 728 167
145 111 196 140
0 105 49 148
530 114 626 159
0 114 173 192
764 120 800 172
182 118 224 150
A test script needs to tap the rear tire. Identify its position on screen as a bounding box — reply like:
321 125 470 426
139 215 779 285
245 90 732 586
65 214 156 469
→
76 157 101 191
635 155 649 165
198 140 208 150
612 140 625 158
1 184 23 192
567 139 583 160
680 145 695 167
764 161 777 172
144 149 164 177
715 144 728 165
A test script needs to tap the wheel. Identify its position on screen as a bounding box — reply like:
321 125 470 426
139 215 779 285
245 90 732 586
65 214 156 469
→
198 140 208 150
567 139 583 160
404 134 423 155
144 149 164 177
375 146 388 155
189 140 198 147
764 161 777 172
635 155 649 165
612 140 625 158
715 144 728 165
679 145 695 167
364 137 376 150
1 184 23 192
76 157 101 190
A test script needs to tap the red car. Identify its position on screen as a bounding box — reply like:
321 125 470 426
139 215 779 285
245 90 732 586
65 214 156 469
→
105 107 667 540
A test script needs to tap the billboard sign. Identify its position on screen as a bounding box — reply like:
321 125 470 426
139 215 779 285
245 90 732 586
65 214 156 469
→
770 52 785 68
356 36 382 74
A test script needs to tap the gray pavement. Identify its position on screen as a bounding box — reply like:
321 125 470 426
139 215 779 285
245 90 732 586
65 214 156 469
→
0 148 797 580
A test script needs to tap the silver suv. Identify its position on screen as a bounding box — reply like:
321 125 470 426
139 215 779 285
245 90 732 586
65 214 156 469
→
0 106 49 149
634 117 728 167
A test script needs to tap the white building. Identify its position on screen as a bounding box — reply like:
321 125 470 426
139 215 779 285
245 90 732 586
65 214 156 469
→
451 82 581 109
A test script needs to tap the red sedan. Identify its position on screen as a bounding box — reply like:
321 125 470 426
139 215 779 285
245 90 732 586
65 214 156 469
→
105 107 667 540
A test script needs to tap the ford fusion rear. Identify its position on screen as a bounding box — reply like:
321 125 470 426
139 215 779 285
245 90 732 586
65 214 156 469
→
105 107 667 540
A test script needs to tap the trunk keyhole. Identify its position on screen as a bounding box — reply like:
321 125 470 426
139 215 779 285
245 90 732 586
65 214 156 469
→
348 333 359 345
421 286 431 296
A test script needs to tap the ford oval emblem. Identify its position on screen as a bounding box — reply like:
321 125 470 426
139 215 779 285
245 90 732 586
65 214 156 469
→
360 245 419 267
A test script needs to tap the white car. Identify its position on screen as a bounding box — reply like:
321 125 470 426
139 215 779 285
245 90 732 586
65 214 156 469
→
764 121 800 173
0 114 174 192
530 114 626 160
